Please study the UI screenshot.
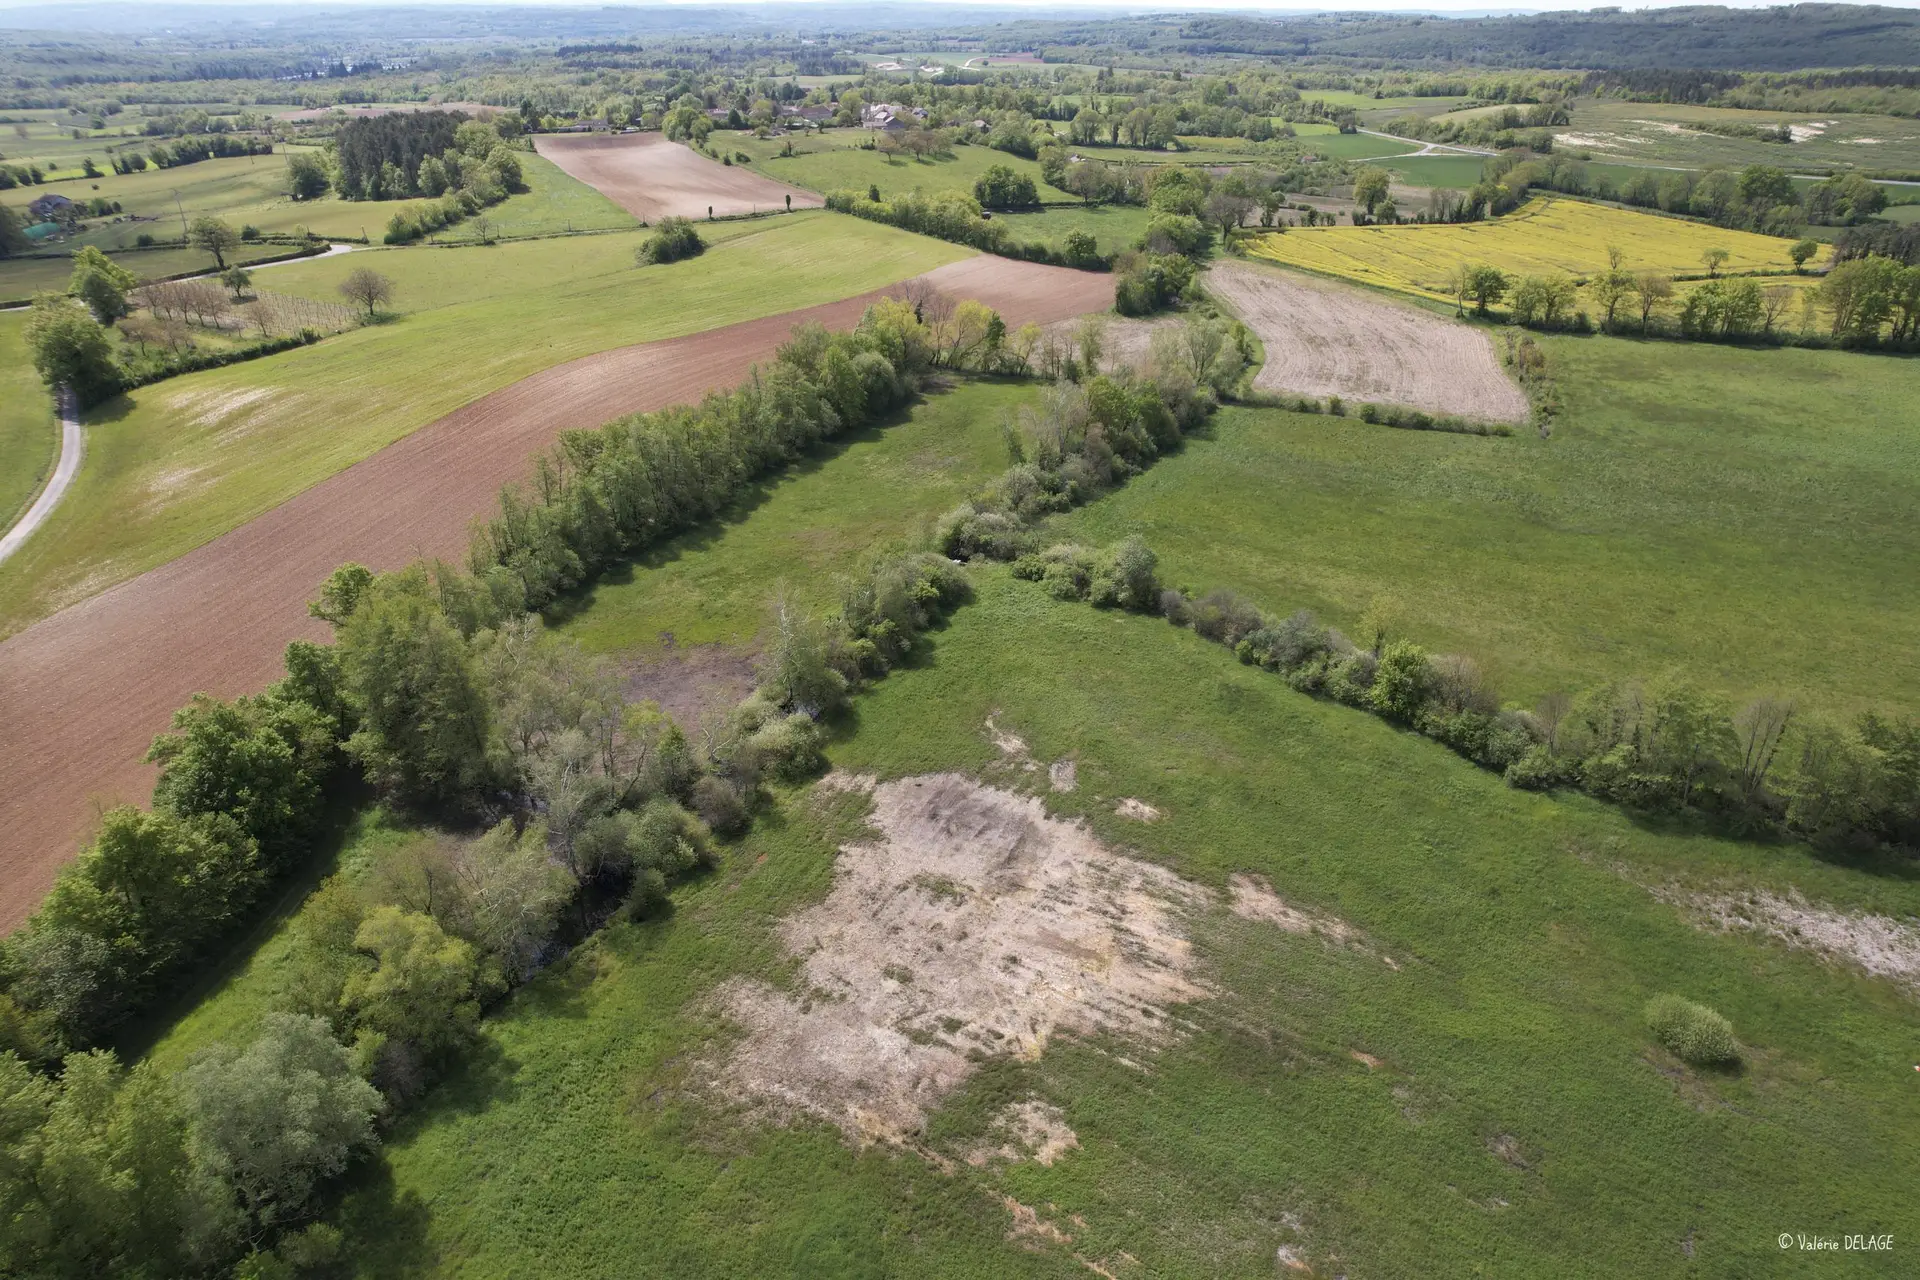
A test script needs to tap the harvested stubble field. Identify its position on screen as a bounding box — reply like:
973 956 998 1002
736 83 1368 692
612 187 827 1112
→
535 132 823 220
1247 195 1817 303
1206 260 1529 422
0 254 1114 930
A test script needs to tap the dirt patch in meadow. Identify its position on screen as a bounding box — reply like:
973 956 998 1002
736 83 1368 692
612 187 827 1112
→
715 772 1214 1144
1041 314 1181 377
616 640 756 733
1654 883 1920 996
535 132 823 221
1205 260 1528 423
0 257 1113 930
714 771 1380 1147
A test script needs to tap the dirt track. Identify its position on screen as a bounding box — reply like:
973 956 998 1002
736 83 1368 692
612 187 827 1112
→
1206 261 1528 423
534 133 823 221
0 256 1112 929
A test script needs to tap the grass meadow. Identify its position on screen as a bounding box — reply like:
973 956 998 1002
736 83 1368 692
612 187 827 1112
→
989 202 1153 257
557 379 1036 655
0 214 968 636
1060 335 1920 718
143 570 1920 1277
751 137 1052 203
1247 196 1819 307
0 312 58 532
0 147 636 271
1561 97 1920 172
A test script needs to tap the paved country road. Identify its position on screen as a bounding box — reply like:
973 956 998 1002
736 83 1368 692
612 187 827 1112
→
0 388 80 568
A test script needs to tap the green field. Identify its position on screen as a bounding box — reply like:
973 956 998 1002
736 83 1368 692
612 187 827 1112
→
0 214 969 637
0 312 58 532
1305 89 1476 116
0 240 307 304
148 568 1920 1277
1561 97 1920 172
1059 336 1920 718
1307 132 1426 161
559 379 1035 655
0 148 635 270
1373 153 1489 189
748 136 1054 202
988 202 1152 256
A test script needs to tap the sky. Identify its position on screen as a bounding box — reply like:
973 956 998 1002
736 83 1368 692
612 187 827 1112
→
6 0 1920 11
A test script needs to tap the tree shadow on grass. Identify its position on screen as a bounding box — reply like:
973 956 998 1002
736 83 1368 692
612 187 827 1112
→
112 778 381 1062
333 1157 435 1280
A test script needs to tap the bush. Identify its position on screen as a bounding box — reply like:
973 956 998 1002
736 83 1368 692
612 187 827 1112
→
636 216 706 265
1645 994 1741 1066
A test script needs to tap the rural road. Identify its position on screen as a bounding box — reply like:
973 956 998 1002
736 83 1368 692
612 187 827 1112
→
0 388 80 568
0 256 1114 929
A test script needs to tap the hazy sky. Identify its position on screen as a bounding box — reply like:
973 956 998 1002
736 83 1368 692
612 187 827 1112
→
8 0 1920 10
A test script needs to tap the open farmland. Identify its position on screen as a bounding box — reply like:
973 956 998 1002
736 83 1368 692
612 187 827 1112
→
1059 336 1920 719
535 132 822 219
0 313 57 532
0 147 635 272
751 135 1053 202
0 215 964 637
559 380 1041 656
0 253 1113 929
1206 261 1528 421
988 202 1153 257
1558 97 1920 172
1247 195 1819 302
147 570 1920 1277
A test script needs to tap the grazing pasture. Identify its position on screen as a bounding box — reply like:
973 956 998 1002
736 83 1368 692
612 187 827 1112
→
0 253 1112 930
1558 96 1920 171
558 380 1041 656
1206 261 1528 421
750 135 1053 203
1247 195 1818 302
0 215 969 638
0 314 58 533
1059 335 1920 717
153 571 1920 1278
535 133 822 220
987 202 1153 257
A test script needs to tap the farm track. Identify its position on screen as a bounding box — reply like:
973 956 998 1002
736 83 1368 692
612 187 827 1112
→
0 256 1112 929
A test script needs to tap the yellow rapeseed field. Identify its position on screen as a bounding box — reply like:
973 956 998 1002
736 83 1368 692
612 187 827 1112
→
1246 195 1823 303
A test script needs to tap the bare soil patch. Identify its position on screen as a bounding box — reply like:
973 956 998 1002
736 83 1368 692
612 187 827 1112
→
1653 883 1920 996
616 640 756 733
1205 260 1528 423
535 133 823 221
714 773 1214 1144
0 258 1113 929
966 1099 1081 1168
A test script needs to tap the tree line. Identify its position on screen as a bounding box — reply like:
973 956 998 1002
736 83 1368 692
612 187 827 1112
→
0 288 1232 1275
1012 539 1919 858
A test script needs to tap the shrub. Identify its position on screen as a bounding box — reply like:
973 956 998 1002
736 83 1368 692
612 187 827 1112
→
1645 994 1741 1066
637 216 706 265
1369 640 1435 722
1189 588 1265 648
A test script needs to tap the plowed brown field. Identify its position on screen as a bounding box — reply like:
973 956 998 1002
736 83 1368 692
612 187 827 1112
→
534 133 823 221
0 256 1112 928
